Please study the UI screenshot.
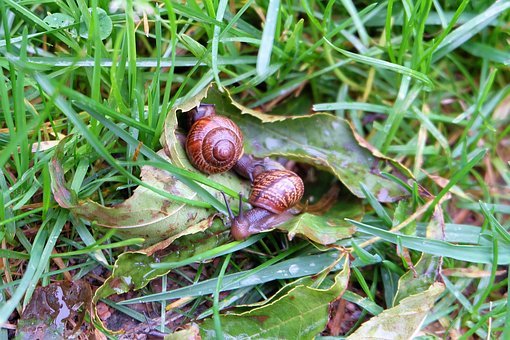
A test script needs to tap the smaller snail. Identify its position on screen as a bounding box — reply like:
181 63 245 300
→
223 167 304 240
185 104 244 174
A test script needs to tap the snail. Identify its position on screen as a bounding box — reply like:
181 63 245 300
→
185 104 244 174
223 159 305 240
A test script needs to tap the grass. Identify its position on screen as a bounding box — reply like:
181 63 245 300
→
1 0 510 338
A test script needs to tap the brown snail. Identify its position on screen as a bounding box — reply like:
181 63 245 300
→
223 159 305 240
185 104 244 174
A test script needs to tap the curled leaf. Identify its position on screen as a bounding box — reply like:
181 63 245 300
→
49 137 246 245
177 84 411 202
93 219 230 333
161 87 362 244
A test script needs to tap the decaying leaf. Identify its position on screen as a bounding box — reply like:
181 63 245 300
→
49 138 246 245
93 219 231 333
347 282 445 339
392 254 441 306
16 280 92 339
161 85 363 244
187 84 411 202
199 256 350 339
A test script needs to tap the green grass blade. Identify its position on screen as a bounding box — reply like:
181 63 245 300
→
211 0 229 89
256 0 280 76
433 1 510 61
34 72 212 208
349 219 510 265
0 223 48 324
324 39 434 88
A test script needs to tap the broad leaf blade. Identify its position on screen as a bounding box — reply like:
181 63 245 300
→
204 85 410 202
277 201 361 244
200 257 350 339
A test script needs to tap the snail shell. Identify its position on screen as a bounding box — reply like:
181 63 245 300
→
186 116 244 174
249 169 304 214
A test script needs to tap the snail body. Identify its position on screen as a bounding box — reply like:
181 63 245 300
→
224 167 304 240
230 207 293 241
233 154 285 181
185 105 244 174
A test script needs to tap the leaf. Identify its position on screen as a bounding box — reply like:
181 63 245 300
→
347 282 445 339
49 138 247 245
161 89 210 170
43 13 75 29
188 84 411 202
162 88 362 244
277 213 355 245
432 1 510 61
79 8 113 40
256 0 280 76
277 201 361 245
199 256 350 339
93 219 231 334
324 39 434 88
178 34 208 61
16 280 92 339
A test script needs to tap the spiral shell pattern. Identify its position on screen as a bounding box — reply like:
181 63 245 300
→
186 116 244 174
249 170 304 214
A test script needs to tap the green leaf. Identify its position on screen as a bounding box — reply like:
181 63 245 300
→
479 201 510 243
178 34 208 61
79 8 112 40
277 201 361 245
461 42 510 65
42 13 75 29
347 282 445 339
277 212 355 245
432 1 510 61
199 257 350 339
203 85 411 202
256 0 280 75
